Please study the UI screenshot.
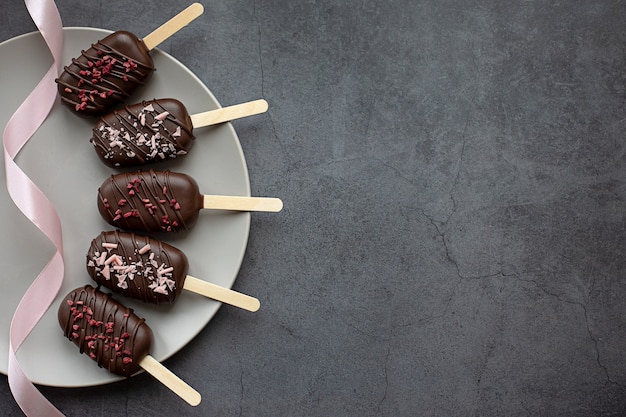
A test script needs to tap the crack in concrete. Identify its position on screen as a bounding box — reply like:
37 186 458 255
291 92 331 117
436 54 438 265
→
579 305 624 388
253 1 265 98
445 119 468 225
513 276 625 389
253 1 286 167
376 345 390 415
238 370 244 417
382 110 625 392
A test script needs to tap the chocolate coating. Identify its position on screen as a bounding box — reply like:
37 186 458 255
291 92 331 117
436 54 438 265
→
97 169 203 233
58 285 153 377
56 31 155 116
87 230 188 304
91 99 195 167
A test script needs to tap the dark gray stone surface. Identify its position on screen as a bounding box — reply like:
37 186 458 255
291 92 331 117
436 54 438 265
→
2 0 626 415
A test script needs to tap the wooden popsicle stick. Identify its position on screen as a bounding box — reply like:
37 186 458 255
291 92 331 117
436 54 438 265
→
139 354 201 406
202 195 283 212
183 276 260 312
190 99 269 128
142 3 205 51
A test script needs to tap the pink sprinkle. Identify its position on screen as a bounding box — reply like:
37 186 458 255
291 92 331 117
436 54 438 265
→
102 242 118 249
153 285 169 295
123 357 133 364
98 251 107 265
138 244 151 255
104 254 120 265
155 111 169 121
160 267 174 275
102 265 111 280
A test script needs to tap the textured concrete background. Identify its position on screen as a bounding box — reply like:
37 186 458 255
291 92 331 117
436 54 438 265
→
2 0 626 416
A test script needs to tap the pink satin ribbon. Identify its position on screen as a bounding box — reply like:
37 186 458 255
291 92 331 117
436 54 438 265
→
3 0 65 415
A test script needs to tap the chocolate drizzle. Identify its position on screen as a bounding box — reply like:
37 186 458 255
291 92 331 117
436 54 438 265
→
56 31 155 116
57 285 153 377
87 230 189 304
97 169 203 233
91 99 195 167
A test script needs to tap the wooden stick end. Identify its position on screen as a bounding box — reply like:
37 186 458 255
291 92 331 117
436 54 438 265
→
139 355 202 406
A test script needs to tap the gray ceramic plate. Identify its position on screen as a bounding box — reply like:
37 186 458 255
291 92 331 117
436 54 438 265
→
0 27 250 387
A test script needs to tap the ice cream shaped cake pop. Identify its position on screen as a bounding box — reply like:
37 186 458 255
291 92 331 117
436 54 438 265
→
87 230 260 311
58 285 201 405
58 285 152 377
97 169 283 233
91 98 268 167
56 3 204 116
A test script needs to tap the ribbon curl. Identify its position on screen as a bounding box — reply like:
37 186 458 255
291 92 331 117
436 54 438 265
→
3 0 65 415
